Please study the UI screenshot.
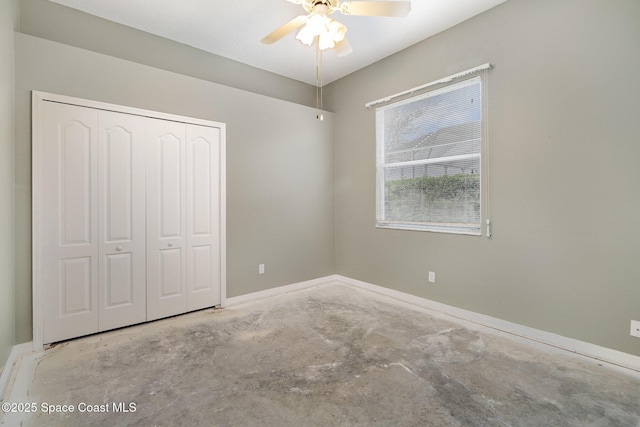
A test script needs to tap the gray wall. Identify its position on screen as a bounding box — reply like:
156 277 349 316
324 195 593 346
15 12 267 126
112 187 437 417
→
18 0 317 108
13 32 335 343
0 0 17 369
326 0 640 356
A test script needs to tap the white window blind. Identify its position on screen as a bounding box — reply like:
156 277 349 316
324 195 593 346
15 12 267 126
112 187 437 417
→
376 75 486 235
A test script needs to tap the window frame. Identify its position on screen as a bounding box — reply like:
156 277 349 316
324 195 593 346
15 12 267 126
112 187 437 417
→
375 75 485 235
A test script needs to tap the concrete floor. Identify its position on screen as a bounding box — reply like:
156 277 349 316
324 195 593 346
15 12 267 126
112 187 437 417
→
2 283 640 426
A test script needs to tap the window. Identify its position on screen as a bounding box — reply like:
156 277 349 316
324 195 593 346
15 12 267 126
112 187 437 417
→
376 76 485 235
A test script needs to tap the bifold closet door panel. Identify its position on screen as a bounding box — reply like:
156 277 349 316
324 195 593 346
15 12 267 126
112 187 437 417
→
36 93 225 344
186 124 222 311
98 111 147 331
41 102 99 343
146 118 188 320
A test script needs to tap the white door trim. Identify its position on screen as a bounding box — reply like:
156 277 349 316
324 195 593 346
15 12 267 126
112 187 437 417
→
32 91 227 350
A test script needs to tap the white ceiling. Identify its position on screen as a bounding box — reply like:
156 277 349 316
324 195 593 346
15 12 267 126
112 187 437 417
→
49 0 507 86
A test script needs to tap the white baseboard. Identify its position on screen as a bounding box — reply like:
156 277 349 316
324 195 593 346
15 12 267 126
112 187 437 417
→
336 275 640 373
0 342 34 400
225 275 341 307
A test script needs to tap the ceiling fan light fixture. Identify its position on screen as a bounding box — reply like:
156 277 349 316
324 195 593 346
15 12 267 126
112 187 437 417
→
306 8 330 33
263 0 411 53
328 19 347 42
295 6 347 51
295 11 326 46
318 31 336 50
295 24 315 46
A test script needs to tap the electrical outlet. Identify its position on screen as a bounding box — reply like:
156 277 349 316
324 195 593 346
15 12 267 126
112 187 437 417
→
428 271 436 283
631 320 640 338
259 264 265 275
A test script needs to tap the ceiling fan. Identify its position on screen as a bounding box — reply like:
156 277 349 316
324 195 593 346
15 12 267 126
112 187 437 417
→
261 0 411 56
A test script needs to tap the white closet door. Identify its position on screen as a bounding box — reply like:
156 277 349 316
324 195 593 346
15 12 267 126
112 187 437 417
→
41 102 99 343
146 118 187 320
186 124 222 311
98 111 146 330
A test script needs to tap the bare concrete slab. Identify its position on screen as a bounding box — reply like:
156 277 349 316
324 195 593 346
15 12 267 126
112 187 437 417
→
3 283 640 426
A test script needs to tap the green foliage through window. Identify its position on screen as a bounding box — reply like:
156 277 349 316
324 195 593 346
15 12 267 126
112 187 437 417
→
384 174 480 224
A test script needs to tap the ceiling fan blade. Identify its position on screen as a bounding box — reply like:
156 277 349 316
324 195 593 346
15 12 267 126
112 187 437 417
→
340 1 411 17
334 38 353 57
261 15 309 44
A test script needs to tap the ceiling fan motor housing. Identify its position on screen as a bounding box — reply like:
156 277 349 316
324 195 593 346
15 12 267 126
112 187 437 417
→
304 0 339 13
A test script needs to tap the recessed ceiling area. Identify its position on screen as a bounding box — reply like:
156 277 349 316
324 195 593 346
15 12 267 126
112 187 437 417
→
49 0 507 86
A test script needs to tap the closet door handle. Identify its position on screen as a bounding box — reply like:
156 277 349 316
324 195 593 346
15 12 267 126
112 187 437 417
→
168 242 174 247
116 245 123 252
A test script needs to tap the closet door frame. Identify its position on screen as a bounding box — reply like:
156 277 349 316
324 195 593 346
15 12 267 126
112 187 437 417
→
32 91 226 350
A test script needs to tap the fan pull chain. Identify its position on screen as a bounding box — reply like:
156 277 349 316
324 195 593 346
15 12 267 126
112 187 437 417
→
316 42 324 121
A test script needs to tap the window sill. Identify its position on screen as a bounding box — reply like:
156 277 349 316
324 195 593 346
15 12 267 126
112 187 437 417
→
376 222 481 236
